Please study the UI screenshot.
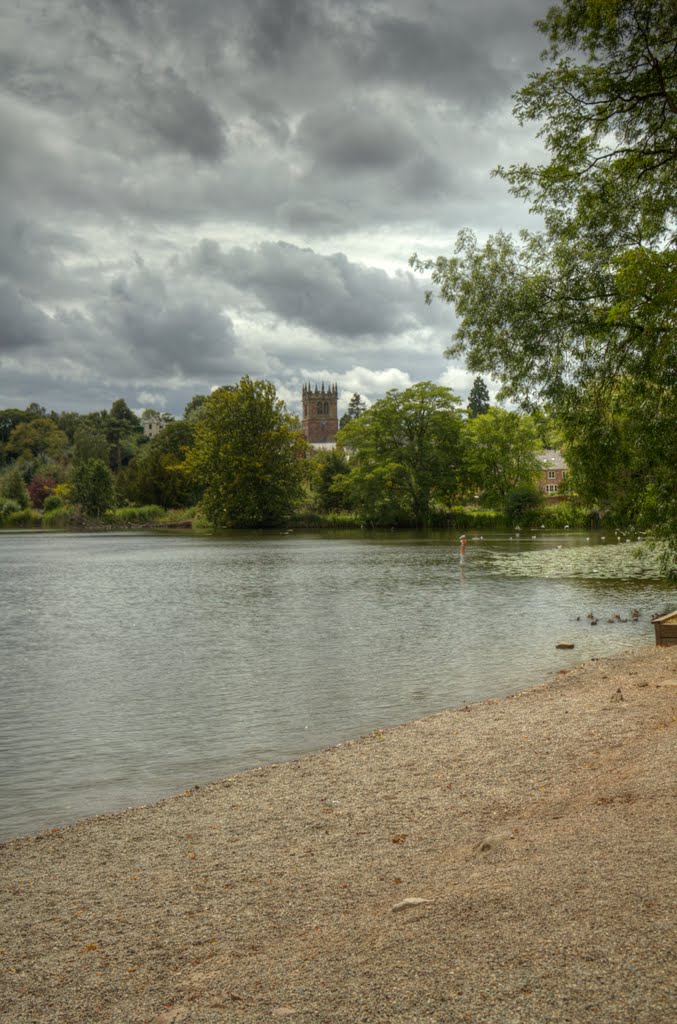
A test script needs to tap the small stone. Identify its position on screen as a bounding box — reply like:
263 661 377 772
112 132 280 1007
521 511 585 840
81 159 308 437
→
556 642 575 649
391 897 432 912
610 688 625 702
472 831 513 855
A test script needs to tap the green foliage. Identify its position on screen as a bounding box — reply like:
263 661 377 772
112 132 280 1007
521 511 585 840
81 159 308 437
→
73 421 109 464
465 409 543 507
444 506 505 529
106 398 142 471
71 458 115 516
183 394 209 420
338 382 465 526
117 420 199 508
467 376 490 418
0 409 33 461
1 466 30 508
539 502 589 530
5 417 69 461
504 484 544 525
104 505 165 525
0 498 22 523
308 449 352 513
185 376 308 527
411 0 677 573
42 493 64 511
3 507 42 527
41 505 78 529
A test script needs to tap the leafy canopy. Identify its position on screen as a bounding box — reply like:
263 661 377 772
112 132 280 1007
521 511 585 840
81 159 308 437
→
71 458 114 516
465 408 543 507
185 376 308 527
337 382 465 526
411 0 676 571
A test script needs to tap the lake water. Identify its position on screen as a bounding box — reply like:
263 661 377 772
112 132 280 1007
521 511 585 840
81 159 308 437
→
0 529 673 841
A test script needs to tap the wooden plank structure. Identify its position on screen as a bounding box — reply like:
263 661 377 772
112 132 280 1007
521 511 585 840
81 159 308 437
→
652 610 677 646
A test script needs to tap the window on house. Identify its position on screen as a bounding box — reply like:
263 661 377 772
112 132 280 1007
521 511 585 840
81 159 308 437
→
548 470 556 479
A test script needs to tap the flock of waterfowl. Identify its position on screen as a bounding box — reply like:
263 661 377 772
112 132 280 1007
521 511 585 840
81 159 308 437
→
579 608 643 627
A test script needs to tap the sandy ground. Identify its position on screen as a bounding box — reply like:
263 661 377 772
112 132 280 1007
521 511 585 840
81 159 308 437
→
1 644 676 1024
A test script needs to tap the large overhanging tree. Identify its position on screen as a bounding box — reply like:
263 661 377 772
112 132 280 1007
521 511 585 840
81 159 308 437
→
411 0 676 574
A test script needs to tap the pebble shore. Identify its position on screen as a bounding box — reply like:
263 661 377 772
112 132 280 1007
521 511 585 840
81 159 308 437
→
1 645 676 1023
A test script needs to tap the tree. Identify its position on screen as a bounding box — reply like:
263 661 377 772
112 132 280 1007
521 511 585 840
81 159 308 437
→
310 449 351 513
184 376 308 527
1 466 30 508
411 0 677 573
467 376 490 418
339 393 367 429
73 421 110 464
184 394 209 420
71 458 114 516
118 420 200 508
337 382 465 526
5 417 69 461
465 408 543 507
0 409 32 461
505 484 544 525
106 399 142 471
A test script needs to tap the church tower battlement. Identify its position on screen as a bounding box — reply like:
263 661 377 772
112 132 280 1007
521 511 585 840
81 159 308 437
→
302 383 338 444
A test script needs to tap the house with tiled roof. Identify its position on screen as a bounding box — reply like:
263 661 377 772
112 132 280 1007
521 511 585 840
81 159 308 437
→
536 448 569 502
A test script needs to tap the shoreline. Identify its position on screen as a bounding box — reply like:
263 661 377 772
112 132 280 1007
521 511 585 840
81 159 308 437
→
2 645 676 1023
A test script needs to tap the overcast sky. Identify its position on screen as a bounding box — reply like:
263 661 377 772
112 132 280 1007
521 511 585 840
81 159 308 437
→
1 0 552 419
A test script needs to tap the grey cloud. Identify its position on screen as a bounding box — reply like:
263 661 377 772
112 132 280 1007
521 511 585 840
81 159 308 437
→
0 0 553 416
297 101 418 172
190 239 431 338
0 284 56 352
93 267 239 377
134 69 227 162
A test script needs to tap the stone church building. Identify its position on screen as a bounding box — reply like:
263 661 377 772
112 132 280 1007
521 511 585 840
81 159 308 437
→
301 383 338 447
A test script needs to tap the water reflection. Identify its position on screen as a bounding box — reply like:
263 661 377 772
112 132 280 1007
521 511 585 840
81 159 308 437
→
0 529 673 840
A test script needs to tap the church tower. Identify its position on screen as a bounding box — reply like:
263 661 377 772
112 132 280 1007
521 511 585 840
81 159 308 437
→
301 383 339 444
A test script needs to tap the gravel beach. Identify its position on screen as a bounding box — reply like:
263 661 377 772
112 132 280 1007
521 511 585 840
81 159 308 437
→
2 644 676 1024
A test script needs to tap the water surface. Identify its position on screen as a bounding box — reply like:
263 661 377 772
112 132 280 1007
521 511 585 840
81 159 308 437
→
0 529 672 840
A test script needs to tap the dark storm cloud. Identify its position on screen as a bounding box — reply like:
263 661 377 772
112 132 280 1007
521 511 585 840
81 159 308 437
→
89 265 241 378
189 239 432 338
0 284 55 353
0 0 552 414
133 69 227 162
297 101 418 173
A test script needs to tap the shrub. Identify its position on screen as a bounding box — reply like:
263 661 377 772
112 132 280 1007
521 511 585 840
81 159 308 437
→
104 505 165 525
0 498 22 525
1 467 30 509
538 502 588 529
504 485 543 525
42 506 78 529
5 508 42 527
42 493 64 511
